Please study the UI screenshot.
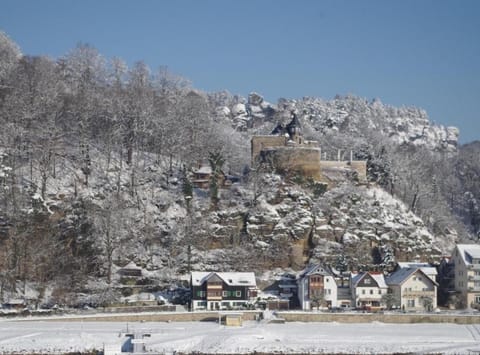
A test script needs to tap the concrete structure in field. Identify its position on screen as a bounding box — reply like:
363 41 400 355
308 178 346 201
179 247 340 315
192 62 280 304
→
450 244 480 308
251 112 367 184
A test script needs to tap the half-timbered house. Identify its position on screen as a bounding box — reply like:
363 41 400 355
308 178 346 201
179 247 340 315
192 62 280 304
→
190 272 257 311
297 264 338 310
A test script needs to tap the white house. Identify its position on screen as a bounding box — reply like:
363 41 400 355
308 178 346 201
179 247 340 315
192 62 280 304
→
297 264 338 310
386 267 438 311
450 244 480 308
351 272 388 310
397 262 438 282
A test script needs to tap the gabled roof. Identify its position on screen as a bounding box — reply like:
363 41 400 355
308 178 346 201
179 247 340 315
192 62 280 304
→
191 272 256 287
194 165 212 175
456 244 480 265
120 261 141 270
397 262 438 276
299 264 333 278
286 112 301 131
271 123 285 135
351 272 387 288
387 268 438 286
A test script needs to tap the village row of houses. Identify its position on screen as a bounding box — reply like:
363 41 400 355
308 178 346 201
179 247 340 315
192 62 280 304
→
190 244 480 312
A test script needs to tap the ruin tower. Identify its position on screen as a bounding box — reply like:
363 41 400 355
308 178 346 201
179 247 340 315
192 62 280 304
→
286 112 303 144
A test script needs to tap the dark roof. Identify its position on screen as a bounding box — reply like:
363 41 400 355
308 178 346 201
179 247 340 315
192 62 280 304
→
286 112 301 134
271 123 285 135
270 113 302 139
299 263 333 278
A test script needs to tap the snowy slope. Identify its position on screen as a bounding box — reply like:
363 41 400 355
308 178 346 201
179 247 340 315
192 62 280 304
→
0 319 478 354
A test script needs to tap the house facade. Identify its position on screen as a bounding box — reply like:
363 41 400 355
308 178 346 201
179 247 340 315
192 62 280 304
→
297 264 338 310
450 244 480 308
190 272 257 311
396 262 438 282
351 272 388 310
191 164 236 189
387 268 438 311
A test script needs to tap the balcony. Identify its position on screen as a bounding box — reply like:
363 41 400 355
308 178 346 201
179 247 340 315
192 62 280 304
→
468 275 480 281
402 290 435 298
469 264 480 270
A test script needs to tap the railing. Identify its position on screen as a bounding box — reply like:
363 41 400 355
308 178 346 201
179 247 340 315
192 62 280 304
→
468 275 480 281
402 291 435 298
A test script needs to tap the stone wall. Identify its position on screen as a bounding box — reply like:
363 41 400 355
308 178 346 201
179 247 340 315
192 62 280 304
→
251 136 286 162
42 310 480 324
276 311 480 324
320 160 367 182
42 311 261 322
260 147 323 181
251 136 367 184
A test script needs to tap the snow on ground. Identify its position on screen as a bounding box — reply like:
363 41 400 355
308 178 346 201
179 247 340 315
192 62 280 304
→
0 319 479 354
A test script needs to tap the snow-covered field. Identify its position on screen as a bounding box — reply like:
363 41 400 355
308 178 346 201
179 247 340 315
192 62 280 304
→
0 319 480 354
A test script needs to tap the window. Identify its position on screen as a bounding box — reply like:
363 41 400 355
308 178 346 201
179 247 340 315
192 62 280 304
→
378 290 382 295
362 290 366 295
222 291 228 297
475 296 480 304
370 290 373 295
207 291 221 298
364 278 371 285
196 291 206 298
235 291 242 297
407 299 415 307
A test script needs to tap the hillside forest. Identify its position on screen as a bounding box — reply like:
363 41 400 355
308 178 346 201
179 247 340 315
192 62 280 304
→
0 31 479 305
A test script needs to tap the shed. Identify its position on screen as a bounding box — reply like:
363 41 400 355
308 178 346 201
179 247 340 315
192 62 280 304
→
118 261 142 277
219 312 243 326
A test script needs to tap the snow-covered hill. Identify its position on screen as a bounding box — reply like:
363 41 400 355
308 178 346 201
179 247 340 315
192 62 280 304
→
214 92 459 152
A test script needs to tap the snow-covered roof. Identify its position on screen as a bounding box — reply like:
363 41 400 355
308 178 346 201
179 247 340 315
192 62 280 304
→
120 261 141 270
387 268 438 286
191 272 256 287
351 272 387 288
194 166 212 175
456 244 480 265
397 262 438 276
299 264 333 278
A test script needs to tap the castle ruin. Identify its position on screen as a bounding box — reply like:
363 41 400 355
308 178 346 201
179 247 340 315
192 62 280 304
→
251 112 367 184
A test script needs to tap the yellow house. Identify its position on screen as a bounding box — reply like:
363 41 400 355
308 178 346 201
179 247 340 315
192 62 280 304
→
386 268 438 311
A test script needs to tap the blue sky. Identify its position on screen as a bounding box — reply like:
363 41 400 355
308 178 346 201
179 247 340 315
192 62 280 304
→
1 0 479 143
